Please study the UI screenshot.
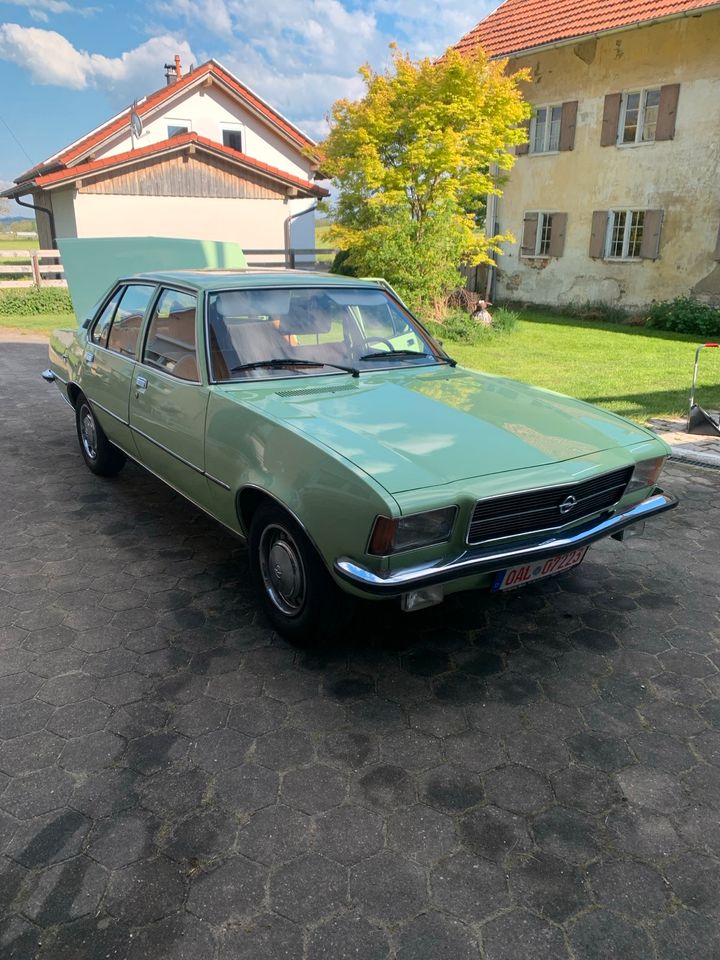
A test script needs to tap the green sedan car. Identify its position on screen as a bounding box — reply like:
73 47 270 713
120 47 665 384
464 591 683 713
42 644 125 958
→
44 268 677 639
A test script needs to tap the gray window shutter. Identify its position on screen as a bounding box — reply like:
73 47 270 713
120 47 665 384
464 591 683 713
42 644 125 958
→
589 211 608 258
520 213 539 257
714 223 720 261
640 209 664 259
601 93 621 146
655 84 680 141
548 213 568 257
515 119 530 156
559 101 578 151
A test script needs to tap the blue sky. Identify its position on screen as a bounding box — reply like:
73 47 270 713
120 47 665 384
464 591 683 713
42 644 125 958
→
0 0 496 210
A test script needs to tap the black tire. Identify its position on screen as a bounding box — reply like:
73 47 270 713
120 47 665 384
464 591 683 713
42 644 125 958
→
75 395 127 477
248 502 351 643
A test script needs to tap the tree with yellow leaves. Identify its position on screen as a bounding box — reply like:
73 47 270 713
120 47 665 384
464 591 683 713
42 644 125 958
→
319 46 530 313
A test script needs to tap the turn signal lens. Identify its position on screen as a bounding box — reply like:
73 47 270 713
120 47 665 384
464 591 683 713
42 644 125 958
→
626 456 666 495
368 507 457 556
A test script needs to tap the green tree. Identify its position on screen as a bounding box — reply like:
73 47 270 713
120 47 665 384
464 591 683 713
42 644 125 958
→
319 46 530 313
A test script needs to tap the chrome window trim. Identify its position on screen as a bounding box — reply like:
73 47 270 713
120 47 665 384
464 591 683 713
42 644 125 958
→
139 285 202 385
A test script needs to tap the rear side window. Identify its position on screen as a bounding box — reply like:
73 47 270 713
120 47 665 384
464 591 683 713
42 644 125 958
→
143 289 199 381
91 289 122 346
107 284 156 359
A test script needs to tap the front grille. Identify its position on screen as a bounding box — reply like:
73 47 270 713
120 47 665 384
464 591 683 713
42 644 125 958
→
467 466 633 545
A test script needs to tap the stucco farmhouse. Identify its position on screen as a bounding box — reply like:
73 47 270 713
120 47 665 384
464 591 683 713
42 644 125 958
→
454 0 720 308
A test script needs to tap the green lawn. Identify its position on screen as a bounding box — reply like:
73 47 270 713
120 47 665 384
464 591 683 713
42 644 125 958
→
439 311 720 422
1 307 717 423
0 237 39 250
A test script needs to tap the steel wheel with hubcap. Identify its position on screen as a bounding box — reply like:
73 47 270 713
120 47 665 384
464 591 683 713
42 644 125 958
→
249 502 351 642
74 395 127 477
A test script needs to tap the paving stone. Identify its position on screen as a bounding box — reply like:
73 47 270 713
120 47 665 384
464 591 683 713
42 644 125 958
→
0 767 74 820
482 909 570 960
616 766 687 814
104 855 186 925
171 697 229 738
533 806 604 864
218 912 303 960
124 732 189 774
21 855 108 925
629 732 696 774
673 803 720 858
638 701 707 738
606 806 684 860
39 916 129 960
483 764 551 815
420 763 484 813
664 853 720 917
655 908 720 960
551 765 622 814
37 673 97 706
59 731 125 773
350 850 426 922
682 764 720 809
281 764 346 814
379 729 443 771
353 764 415 812
443 730 505 772
387 803 456 863
459 804 531 863
190 727 251 772
585 859 671 917
431 851 508 921
0 915 42 960
237 804 310 865
127 912 216 960
228 697 288 736
272 853 347 922
86 811 157 868
46 699 113 739
566 732 634 772
215 764 279 813
396 911 478 960
508 852 590 922
315 804 384 865
139 766 210 818
505 729 569 773
568 910 655 960
71 768 141 819
0 731 65 777
254 727 315 771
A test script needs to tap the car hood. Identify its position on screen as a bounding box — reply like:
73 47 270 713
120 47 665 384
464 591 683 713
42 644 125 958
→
228 366 657 494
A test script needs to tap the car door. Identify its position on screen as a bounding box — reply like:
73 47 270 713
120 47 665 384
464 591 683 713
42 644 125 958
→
128 287 211 504
84 283 157 454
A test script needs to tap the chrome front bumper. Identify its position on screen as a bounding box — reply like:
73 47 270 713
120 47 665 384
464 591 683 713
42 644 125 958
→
334 491 678 596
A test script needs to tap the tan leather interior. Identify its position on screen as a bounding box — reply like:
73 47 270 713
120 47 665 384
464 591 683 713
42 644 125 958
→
171 354 199 381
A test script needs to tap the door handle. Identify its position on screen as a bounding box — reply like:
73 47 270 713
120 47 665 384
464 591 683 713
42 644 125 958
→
135 376 148 391
84 351 95 365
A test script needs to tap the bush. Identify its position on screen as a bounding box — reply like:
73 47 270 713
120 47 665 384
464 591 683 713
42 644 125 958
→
0 287 73 316
647 297 720 337
425 305 519 346
492 306 519 333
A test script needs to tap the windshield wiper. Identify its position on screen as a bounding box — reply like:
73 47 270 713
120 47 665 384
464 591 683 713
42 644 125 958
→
230 358 359 377
359 349 456 367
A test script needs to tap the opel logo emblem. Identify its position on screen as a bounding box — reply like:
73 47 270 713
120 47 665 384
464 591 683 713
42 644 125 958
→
559 495 578 515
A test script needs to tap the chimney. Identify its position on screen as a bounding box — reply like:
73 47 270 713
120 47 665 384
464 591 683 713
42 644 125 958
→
163 54 182 85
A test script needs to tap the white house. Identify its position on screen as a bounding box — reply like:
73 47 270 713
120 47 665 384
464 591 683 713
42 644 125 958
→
2 56 327 259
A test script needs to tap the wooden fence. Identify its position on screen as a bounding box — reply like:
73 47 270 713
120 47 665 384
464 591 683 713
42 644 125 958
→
0 250 66 288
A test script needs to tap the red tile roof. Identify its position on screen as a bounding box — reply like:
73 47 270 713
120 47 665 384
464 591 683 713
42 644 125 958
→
32 132 328 198
453 0 720 58
15 59 315 183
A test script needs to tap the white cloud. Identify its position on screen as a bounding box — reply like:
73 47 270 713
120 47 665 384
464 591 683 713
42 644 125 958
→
0 24 195 101
152 0 231 36
2 0 98 22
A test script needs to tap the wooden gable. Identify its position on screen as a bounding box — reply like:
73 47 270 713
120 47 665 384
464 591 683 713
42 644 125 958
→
77 150 288 200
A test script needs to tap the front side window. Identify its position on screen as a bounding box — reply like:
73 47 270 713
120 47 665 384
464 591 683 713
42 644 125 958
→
106 284 156 358
530 104 562 153
207 286 444 381
606 210 645 259
143 289 199 381
619 89 661 144
91 289 122 346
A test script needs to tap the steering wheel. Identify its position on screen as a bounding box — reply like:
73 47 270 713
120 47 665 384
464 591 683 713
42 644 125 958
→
363 336 394 352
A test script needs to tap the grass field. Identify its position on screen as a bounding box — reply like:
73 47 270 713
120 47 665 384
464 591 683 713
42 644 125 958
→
0 237 39 250
1 304 717 423
439 311 720 422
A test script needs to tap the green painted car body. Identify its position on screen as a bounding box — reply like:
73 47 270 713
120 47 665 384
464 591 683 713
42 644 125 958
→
46 267 676 619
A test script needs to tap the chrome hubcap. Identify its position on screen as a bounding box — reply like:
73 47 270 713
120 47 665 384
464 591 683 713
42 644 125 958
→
80 405 97 461
259 524 306 617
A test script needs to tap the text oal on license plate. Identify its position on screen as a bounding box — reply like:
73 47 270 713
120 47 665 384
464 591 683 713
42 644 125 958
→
492 547 588 592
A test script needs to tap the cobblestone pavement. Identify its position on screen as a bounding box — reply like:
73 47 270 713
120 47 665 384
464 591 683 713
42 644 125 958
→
1 341 720 960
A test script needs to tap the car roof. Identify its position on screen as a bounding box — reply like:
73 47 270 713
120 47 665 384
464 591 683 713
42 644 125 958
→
127 269 384 291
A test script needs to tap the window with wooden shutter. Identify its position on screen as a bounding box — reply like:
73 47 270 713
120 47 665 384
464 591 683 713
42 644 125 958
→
559 102 578 151
601 94 621 146
589 211 609 257
655 84 680 141
521 213 539 256
548 213 567 257
639 209 664 260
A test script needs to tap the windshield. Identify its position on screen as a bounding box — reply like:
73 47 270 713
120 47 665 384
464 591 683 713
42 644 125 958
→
206 286 446 381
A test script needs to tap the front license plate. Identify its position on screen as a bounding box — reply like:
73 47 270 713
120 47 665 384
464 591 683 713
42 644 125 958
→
492 547 589 592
